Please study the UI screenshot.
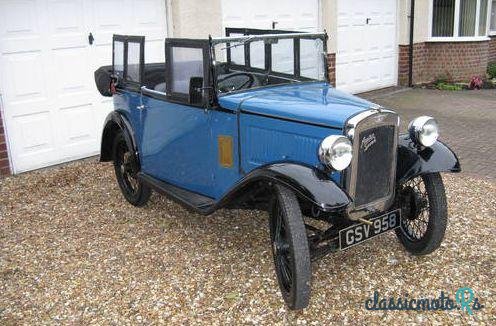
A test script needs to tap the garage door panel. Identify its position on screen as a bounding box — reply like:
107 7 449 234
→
133 0 166 34
0 1 42 54
92 44 112 73
145 41 165 63
1 52 48 106
1 0 168 173
8 110 57 167
92 0 129 29
380 56 396 81
52 47 92 94
336 0 397 94
222 0 318 32
91 0 129 46
57 103 97 153
0 0 40 37
366 61 381 82
47 0 85 34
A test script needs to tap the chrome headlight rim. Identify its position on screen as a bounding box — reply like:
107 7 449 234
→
408 116 439 147
318 135 353 171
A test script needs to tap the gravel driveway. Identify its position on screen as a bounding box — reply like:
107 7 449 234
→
0 160 495 324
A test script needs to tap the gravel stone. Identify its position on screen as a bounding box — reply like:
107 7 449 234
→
0 159 494 324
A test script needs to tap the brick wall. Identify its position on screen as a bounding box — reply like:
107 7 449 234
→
0 108 10 176
327 53 336 87
398 43 428 86
489 36 496 64
398 41 490 85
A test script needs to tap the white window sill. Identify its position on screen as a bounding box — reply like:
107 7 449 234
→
427 36 491 42
489 31 496 36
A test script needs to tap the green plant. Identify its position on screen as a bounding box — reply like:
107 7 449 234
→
487 63 496 79
436 82 462 91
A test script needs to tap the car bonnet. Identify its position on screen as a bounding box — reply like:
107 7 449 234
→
217 82 376 129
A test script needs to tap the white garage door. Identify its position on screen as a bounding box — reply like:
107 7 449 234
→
221 0 319 32
0 0 167 173
336 0 398 94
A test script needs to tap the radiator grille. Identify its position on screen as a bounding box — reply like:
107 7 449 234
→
354 126 396 207
345 110 399 213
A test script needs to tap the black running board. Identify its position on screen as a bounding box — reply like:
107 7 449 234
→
137 172 216 214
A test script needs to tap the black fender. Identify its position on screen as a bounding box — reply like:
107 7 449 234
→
138 162 350 215
218 162 351 212
396 134 461 184
100 111 138 162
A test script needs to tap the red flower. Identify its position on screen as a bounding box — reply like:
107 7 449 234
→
469 76 483 90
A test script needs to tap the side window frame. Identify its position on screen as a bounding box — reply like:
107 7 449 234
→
112 34 145 91
164 38 211 107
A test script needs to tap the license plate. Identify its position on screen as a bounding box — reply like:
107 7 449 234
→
339 209 401 250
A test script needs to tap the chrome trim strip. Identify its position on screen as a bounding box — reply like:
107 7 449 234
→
141 86 167 97
346 109 378 130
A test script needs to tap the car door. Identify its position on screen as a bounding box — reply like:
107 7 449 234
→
139 39 214 197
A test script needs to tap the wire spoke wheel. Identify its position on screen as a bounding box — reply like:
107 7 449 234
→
395 173 448 256
269 185 311 310
399 176 431 241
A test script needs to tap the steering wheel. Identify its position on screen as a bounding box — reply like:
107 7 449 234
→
217 72 255 92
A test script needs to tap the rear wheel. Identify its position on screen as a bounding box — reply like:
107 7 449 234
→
395 173 447 255
269 184 311 310
113 131 151 207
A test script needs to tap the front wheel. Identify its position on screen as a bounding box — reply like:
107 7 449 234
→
395 173 448 255
113 131 151 207
269 184 311 310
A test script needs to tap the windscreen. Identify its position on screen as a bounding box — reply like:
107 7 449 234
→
213 36 326 94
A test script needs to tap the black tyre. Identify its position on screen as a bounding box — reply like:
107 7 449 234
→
269 184 311 310
395 173 447 255
113 131 151 207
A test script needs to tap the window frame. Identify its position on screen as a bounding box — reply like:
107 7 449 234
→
428 0 492 41
164 38 211 107
112 34 145 91
490 0 496 35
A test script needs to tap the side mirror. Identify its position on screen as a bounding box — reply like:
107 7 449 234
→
189 76 204 105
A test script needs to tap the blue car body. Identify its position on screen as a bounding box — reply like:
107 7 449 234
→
98 31 460 217
113 81 374 201
96 29 462 311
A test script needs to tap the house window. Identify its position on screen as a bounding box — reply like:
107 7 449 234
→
478 0 489 35
431 0 491 38
432 0 456 37
491 0 496 32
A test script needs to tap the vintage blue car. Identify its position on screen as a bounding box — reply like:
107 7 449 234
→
95 28 461 310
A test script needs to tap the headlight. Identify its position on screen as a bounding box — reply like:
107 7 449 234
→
408 116 439 147
318 135 353 171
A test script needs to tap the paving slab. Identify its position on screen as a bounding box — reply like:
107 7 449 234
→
362 88 496 180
